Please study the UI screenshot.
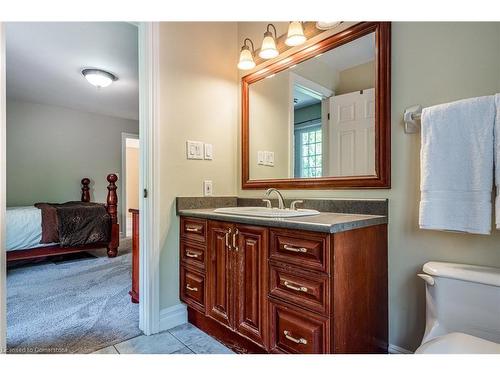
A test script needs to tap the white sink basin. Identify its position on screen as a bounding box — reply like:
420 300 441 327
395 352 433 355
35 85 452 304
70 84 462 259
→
214 206 320 218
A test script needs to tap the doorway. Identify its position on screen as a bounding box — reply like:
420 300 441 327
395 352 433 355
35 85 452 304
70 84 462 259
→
122 133 140 237
0 21 161 353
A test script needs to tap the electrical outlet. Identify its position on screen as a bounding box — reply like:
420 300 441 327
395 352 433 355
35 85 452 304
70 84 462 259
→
203 180 213 196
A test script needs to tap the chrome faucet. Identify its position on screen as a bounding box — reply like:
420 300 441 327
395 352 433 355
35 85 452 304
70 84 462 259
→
264 188 286 210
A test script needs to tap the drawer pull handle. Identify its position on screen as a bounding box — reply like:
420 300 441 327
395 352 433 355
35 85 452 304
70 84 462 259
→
232 229 239 252
283 330 308 345
284 281 308 292
185 251 199 258
186 284 198 292
283 244 308 253
186 226 201 233
225 228 231 249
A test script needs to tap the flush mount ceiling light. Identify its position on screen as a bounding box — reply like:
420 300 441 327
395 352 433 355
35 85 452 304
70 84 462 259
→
81 68 118 88
285 22 307 46
259 24 279 60
238 38 256 70
316 21 342 30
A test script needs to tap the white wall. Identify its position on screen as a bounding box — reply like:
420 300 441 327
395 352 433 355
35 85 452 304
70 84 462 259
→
158 22 238 309
237 22 500 351
6 99 138 210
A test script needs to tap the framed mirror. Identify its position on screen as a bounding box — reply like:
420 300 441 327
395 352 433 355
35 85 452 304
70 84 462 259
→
242 22 391 189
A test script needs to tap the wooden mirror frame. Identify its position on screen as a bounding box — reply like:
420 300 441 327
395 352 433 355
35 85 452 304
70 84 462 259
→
241 22 391 189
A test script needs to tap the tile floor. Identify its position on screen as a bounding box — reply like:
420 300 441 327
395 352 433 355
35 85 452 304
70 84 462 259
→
92 323 234 354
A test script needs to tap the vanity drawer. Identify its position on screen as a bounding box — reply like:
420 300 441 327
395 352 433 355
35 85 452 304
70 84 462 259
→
180 266 205 312
180 217 207 244
269 264 329 316
180 240 206 269
270 300 330 354
270 229 330 273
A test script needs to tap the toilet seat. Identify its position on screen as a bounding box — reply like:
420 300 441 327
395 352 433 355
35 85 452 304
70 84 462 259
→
415 332 500 354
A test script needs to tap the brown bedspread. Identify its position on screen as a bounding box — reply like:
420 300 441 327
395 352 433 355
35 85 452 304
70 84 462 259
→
35 201 111 247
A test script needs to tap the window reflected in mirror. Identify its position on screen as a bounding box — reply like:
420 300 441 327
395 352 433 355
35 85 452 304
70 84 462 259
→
249 32 376 180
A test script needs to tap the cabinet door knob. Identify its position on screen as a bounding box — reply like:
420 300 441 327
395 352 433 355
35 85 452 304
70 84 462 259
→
283 244 308 253
186 284 198 292
232 229 239 252
283 330 308 345
185 251 199 258
284 281 308 292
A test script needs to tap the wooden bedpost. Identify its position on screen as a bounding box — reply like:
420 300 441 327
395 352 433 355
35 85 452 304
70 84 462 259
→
106 173 119 258
81 178 91 202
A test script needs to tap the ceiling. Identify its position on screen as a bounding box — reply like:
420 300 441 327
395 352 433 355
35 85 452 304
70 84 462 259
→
293 87 321 109
6 22 139 120
319 32 375 72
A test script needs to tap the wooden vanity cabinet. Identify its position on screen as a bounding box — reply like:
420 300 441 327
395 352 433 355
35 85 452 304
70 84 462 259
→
179 217 388 354
205 221 269 349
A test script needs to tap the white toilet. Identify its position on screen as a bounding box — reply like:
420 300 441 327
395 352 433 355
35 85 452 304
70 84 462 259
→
415 261 500 354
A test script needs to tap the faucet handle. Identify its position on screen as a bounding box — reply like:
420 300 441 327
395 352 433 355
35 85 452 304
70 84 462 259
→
262 199 272 208
290 200 304 210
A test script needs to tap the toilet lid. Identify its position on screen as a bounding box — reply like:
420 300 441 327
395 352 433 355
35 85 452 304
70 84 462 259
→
416 332 500 354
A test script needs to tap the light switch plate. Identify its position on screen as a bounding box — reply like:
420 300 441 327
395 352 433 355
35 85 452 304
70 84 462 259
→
267 151 274 166
257 151 264 165
204 143 213 160
203 180 213 196
186 140 204 160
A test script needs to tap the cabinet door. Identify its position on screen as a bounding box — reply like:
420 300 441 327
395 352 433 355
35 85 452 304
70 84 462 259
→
234 224 269 349
207 221 233 328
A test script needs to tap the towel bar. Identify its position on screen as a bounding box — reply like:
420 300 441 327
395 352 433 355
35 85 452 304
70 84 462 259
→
403 105 422 134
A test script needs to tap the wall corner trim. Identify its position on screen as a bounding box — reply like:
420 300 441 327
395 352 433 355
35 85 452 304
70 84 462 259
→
388 344 413 354
158 304 187 332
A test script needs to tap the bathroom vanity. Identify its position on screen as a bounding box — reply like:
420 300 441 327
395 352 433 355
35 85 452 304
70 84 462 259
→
177 21 391 354
177 197 388 354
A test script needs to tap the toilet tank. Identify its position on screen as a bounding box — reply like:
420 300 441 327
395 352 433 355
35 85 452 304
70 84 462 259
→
419 261 500 345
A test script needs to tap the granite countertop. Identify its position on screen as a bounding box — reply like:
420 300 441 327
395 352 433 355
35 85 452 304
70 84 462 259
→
177 208 387 234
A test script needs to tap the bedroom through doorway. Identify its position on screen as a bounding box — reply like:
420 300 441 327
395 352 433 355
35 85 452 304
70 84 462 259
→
3 22 142 353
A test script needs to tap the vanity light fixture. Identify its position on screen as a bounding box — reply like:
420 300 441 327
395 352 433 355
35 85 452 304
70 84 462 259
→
82 68 117 88
259 24 279 59
238 38 256 70
285 21 307 46
316 21 342 30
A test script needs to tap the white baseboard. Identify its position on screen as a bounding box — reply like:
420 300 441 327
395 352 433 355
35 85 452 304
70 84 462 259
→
158 303 187 332
388 344 413 354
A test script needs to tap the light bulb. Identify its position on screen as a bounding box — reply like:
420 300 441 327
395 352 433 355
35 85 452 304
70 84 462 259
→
238 47 256 70
259 33 278 59
285 22 306 46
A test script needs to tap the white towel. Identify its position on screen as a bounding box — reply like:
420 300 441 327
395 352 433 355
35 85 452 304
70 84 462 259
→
494 94 500 228
419 96 495 234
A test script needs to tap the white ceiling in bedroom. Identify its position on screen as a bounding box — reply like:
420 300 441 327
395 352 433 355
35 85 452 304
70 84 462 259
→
6 22 139 121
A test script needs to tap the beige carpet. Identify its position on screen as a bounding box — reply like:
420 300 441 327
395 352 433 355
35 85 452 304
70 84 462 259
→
6 238 141 354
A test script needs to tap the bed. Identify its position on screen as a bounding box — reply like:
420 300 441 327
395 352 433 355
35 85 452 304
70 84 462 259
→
6 174 119 262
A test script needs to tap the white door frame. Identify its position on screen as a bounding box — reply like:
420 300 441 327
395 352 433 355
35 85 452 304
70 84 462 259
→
138 22 161 335
0 22 7 352
120 132 139 236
